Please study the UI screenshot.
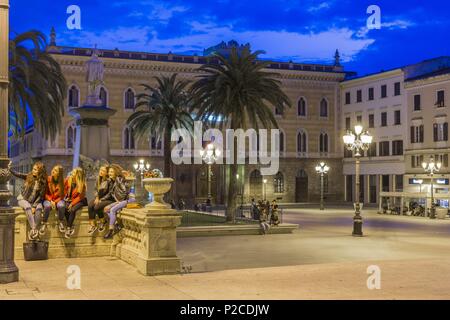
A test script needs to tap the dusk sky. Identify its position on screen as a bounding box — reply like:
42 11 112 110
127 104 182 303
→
9 0 450 76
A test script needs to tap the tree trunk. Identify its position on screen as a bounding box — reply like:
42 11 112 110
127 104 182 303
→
164 126 172 178
226 137 238 222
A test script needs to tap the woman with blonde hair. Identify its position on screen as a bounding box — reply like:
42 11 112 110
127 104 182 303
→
41 165 66 235
87 165 112 235
9 162 47 240
63 167 87 239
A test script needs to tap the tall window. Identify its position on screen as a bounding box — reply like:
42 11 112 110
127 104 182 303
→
123 127 135 150
345 92 351 104
66 123 77 149
319 132 329 153
68 85 79 109
433 122 448 142
99 87 108 106
394 82 401 96
381 112 387 127
392 140 403 155
319 98 328 117
297 130 307 154
368 87 374 101
151 136 162 151
379 141 390 156
356 90 362 103
345 117 351 130
369 114 375 128
368 142 377 157
411 125 424 143
297 97 307 117
279 131 285 153
124 88 135 110
274 172 284 193
381 84 387 98
414 94 421 111
437 90 445 107
411 155 424 168
356 115 362 124
394 110 401 125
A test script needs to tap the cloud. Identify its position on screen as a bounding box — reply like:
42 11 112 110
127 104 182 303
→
60 22 375 63
381 19 415 30
307 1 332 13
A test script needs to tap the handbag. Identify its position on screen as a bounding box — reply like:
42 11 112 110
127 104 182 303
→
23 241 49 261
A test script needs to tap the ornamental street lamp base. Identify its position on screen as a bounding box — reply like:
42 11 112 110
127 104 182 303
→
0 209 19 284
352 216 363 237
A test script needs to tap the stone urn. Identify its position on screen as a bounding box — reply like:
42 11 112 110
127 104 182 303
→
142 178 174 210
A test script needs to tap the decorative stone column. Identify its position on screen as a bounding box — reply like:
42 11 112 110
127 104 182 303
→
0 0 19 284
115 178 182 276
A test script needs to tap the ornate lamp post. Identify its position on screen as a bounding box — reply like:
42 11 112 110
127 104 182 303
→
422 157 441 219
315 162 330 211
200 143 220 202
343 125 373 237
133 159 150 187
0 0 19 283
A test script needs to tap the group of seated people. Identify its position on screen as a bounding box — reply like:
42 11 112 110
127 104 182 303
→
10 162 134 241
251 199 281 234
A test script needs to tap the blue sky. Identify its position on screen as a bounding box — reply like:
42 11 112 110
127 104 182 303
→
9 0 450 76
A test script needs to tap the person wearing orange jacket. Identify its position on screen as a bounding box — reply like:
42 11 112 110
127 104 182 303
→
41 165 66 235
63 167 87 239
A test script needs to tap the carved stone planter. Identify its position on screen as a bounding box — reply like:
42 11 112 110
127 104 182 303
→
143 178 174 210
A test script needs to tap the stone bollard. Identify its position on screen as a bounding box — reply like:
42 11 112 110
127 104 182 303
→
114 178 182 276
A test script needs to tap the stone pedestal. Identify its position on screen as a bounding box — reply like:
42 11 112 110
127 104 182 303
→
69 106 116 168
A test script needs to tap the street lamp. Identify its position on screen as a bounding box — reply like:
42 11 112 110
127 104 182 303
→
343 124 373 236
315 162 330 210
200 143 220 202
133 159 150 187
0 0 19 284
422 157 441 219
263 178 268 201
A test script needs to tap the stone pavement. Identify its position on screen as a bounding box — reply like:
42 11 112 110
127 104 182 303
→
2 257 450 300
2 207 450 300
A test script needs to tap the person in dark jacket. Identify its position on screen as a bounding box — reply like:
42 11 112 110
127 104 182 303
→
103 165 130 239
87 166 112 235
9 162 47 240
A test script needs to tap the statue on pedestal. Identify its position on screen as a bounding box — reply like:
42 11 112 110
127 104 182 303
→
85 47 105 106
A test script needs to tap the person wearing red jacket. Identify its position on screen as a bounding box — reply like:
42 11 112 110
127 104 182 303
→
41 165 66 235
63 167 87 239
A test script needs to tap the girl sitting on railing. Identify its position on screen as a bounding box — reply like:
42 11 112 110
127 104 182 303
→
63 167 87 239
9 162 47 241
87 165 112 235
41 165 66 235
103 165 134 239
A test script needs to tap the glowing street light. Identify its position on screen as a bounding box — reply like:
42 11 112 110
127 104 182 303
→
315 162 330 210
200 143 220 202
343 125 373 236
422 157 441 219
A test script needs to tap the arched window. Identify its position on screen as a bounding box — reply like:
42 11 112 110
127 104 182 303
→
274 172 284 193
66 123 77 149
151 136 162 151
320 98 328 117
297 130 307 153
123 127 135 150
99 87 108 106
319 132 329 153
298 97 307 117
68 85 79 109
124 88 135 110
279 131 285 153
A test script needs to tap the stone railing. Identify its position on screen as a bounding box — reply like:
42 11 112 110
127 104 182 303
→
14 207 113 259
113 207 182 276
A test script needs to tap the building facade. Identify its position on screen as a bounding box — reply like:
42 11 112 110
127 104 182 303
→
404 66 450 205
340 69 407 205
9 31 348 206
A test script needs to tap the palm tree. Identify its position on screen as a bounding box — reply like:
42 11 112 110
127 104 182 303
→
191 47 291 222
127 74 194 178
9 30 67 140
